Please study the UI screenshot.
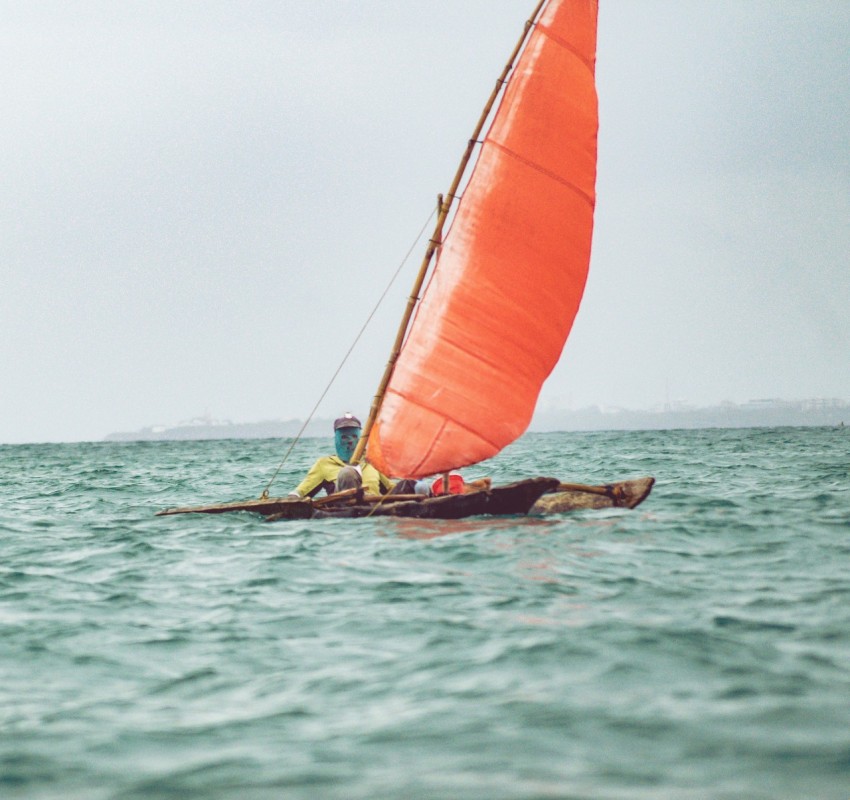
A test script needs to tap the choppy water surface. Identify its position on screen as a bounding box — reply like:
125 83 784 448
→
1 427 848 799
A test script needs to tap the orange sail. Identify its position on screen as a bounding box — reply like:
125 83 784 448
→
370 0 598 479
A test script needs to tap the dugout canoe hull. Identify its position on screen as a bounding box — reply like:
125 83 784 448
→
300 477 560 521
155 478 555 521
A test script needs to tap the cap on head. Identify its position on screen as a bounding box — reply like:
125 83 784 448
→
333 413 361 431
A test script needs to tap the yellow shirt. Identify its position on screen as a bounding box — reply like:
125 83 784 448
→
293 456 394 498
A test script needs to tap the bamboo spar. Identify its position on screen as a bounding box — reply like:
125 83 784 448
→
350 0 549 467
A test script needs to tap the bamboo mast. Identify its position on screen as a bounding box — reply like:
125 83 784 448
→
350 0 548 467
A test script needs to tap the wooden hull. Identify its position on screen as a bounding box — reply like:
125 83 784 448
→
156 476 654 521
303 477 559 521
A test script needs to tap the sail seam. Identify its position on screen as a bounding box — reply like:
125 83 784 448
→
409 414 448 476
486 139 595 208
387 387 510 476
536 22 596 76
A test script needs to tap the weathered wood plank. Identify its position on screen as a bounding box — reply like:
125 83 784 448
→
530 477 655 513
154 497 313 518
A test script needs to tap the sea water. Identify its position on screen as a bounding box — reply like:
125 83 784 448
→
1 427 848 799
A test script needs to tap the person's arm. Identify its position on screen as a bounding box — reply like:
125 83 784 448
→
292 458 332 498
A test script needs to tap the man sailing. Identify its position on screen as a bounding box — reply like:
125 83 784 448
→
289 413 397 499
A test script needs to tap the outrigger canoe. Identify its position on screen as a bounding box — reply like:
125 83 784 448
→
157 3 657 522
155 476 654 522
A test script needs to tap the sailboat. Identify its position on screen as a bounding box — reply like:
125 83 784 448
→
158 0 654 521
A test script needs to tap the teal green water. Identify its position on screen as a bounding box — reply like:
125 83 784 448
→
1 428 849 799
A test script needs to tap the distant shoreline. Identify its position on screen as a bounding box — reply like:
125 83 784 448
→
104 399 849 442
532 403 847 433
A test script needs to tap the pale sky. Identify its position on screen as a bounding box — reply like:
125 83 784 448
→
2 1 848 444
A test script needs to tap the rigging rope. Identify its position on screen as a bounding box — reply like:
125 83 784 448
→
260 206 438 498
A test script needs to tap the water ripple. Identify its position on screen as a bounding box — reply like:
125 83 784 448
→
1 429 849 798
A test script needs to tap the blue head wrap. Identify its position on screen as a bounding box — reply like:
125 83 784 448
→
334 427 361 462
